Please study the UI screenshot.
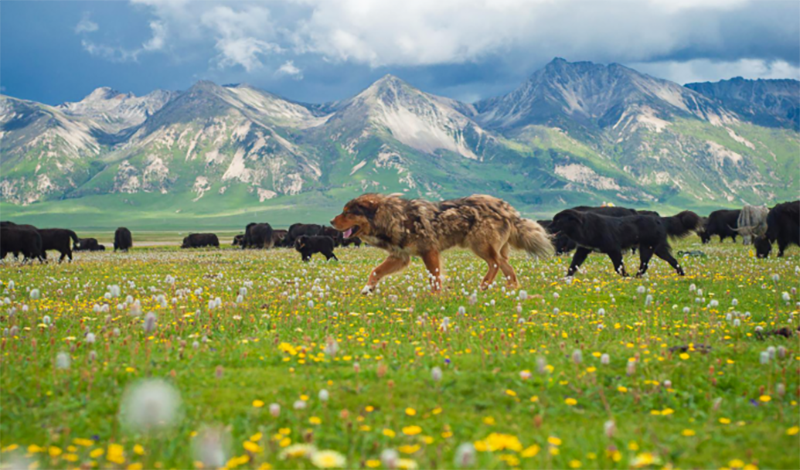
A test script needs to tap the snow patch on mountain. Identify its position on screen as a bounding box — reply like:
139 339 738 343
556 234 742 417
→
555 164 620 190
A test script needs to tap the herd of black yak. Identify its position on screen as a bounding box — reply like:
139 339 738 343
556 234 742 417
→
1 200 797 273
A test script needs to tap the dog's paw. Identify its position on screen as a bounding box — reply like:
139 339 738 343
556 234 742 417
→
360 285 374 295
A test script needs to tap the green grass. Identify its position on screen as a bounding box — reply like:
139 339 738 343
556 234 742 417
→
1 239 798 469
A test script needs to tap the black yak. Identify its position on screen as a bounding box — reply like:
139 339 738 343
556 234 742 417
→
272 229 288 247
294 235 338 262
76 238 101 251
242 223 274 249
704 210 740 243
1 226 43 262
551 210 684 277
286 223 324 246
39 228 80 262
181 233 220 249
754 201 800 258
114 227 133 251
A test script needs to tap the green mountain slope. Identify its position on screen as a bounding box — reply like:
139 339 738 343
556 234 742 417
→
1 59 798 229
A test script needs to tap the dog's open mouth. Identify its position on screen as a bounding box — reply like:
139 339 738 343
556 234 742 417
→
342 226 360 239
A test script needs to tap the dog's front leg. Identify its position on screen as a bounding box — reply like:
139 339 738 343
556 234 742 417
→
421 250 443 293
362 254 411 294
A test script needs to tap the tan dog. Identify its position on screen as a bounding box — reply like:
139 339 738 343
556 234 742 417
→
330 193 553 294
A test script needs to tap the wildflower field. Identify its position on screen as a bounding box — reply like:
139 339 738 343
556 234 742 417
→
1 241 798 470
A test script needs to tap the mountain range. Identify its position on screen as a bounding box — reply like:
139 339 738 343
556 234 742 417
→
1 58 798 229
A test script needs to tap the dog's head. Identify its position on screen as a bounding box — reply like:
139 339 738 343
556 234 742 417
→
551 209 584 236
330 194 383 239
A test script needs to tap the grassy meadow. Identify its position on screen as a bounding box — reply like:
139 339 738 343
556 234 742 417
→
0 239 798 469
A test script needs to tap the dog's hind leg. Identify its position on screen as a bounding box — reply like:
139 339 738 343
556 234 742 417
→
636 245 654 277
654 245 684 275
362 254 410 294
497 243 519 289
421 250 443 293
471 243 502 290
567 247 591 276
608 250 627 276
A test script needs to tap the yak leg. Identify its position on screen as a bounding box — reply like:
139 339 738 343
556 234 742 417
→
567 247 591 277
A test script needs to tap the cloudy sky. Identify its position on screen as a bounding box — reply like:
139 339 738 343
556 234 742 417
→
2 0 798 105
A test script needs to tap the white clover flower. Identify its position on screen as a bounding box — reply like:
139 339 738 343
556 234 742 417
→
637 286 646 294
30 289 40 300
270 403 281 417
600 354 610 365
318 389 330 402
431 367 443 382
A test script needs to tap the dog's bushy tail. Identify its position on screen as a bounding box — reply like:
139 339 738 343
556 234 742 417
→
510 218 554 258
662 210 701 239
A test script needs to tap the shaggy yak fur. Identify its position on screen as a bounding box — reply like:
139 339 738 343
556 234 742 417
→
754 201 800 258
330 193 553 294
272 229 289 247
114 227 133 251
286 223 324 246
181 233 220 249
294 235 338 261
242 223 274 249
39 229 80 262
75 238 101 251
1 226 43 262
551 209 686 277
704 209 740 243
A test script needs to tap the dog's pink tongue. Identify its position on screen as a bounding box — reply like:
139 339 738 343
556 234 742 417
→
343 228 353 239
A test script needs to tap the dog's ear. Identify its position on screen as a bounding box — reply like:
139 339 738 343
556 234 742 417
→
348 195 381 220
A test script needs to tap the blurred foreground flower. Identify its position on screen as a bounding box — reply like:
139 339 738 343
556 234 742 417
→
119 379 182 432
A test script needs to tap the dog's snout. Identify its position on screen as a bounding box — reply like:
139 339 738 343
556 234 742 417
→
329 218 336 226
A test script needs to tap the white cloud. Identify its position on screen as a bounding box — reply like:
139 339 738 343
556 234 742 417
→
85 0 798 83
143 21 168 51
631 59 800 84
200 5 282 71
80 16 170 62
276 60 303 79
75 13 99 34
